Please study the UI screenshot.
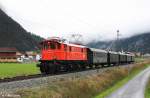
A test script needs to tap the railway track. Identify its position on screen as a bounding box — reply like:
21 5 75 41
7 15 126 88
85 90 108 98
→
0 65 114 83
0 74 43 83
0 64 133 92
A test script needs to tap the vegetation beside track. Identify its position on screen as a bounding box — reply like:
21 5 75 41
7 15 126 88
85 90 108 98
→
15 59 150 98
145 78 150 98
135 57 145 63
0 63 40 78
95 62 150 98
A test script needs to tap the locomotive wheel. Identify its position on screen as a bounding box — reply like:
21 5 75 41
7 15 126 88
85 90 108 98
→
39 66 47 75
77 64 81 70
45 64 56 74
89 65 93 69
81 64 86 70
67 64 74 71
72 65 78 71
65 64 71 72
55 64 61 72
50 66 56 74
95 65 99 68
40 67 45 74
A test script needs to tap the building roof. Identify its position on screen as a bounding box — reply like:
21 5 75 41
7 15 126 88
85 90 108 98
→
0 47 18 52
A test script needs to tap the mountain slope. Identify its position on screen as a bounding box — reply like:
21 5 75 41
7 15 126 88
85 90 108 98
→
0 9 43 51
87 33 150 54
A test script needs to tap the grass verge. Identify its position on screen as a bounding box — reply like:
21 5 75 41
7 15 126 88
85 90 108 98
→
0 63 40 78
95 63 150 98
145 78 150 98
15 60 150 98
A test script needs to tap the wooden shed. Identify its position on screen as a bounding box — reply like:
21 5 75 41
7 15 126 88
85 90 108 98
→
0 47 18 62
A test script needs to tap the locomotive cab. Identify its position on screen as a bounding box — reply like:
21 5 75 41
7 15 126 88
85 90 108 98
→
40 38 63 61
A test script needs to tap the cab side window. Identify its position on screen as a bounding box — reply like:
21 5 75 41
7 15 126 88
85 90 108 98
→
50 43 56 49
57 43 61 49
69 47 71 51
81 48 84 52
64 45 67 51
44 44 47 50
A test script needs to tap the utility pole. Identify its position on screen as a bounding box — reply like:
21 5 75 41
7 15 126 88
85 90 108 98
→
116 30 120 52
117 30 119 42
106 30 120 51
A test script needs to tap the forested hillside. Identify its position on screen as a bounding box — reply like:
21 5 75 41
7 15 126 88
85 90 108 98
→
0 9 43 51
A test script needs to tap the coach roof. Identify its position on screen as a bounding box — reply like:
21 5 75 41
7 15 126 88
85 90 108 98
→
89 48 107 53
108 51 118 54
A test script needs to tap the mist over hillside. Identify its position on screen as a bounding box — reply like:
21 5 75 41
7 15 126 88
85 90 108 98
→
0 7 150 54
0 9 43 51
87 33 150 54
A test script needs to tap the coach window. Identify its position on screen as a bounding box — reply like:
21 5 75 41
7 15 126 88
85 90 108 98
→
94 53 96 56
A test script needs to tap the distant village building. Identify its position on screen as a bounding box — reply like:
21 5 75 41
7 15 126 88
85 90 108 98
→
36 54 41 61
16 51 40 63
134 52 142 57
0 47 18 62
0 47 40 63
143 53 150 58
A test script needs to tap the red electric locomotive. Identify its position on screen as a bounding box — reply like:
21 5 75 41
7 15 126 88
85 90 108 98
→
38 37 88 74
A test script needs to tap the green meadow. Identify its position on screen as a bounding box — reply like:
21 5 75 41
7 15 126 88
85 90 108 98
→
0 63 40 78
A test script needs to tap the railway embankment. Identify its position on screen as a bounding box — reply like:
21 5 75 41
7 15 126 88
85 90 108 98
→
103 64 150 98
96 59 150 98
0 59 149 98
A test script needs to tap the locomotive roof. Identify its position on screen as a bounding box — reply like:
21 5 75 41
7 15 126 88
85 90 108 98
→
89 48 107 53
64 42 87 48
41 40 86 48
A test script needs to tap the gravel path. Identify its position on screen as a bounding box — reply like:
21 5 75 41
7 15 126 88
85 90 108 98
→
107 66 150 98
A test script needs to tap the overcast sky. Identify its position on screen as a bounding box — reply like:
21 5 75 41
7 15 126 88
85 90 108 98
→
0 0 150 43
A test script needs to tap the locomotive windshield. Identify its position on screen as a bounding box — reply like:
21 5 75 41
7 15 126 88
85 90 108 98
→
50 43 56 49
41 41 61 50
